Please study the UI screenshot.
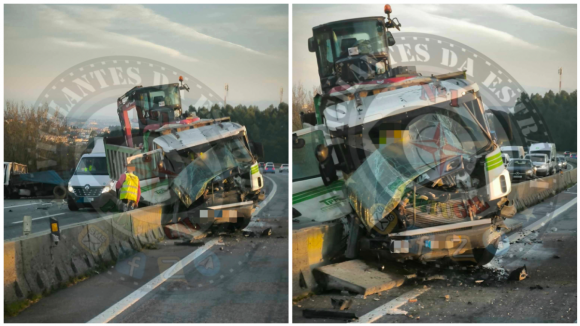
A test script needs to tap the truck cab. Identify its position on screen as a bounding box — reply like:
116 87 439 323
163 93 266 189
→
67 138 113 211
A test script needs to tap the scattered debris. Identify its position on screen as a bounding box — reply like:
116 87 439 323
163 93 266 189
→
425 275 447 281
553 255 561 259
443 295 450 301
530 285 544 290
409 298 418 303
373 298 380 301
302 309 358 320
262 228 272 237
508 265 528 281
174 240 205 247
405 274 417 280
331 298 353 311
475 280 484 284
340 290 350 295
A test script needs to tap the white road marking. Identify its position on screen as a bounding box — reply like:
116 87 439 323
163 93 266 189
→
509 197 577 242
354 287 431 323
88 238 218 323
11 213 65 224
252 175 277 217
4 202 41 209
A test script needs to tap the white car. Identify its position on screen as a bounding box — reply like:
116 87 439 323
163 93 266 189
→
279 164 288 173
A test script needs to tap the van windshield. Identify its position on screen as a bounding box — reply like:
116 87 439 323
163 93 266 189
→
75 157 108 176
527 155 546 163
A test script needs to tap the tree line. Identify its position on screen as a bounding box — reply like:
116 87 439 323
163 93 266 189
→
4 100 288 174
520 90 577 152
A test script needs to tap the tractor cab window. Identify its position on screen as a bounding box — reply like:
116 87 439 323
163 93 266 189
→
136 86 182 123
314 32 335 77
331 20 387 60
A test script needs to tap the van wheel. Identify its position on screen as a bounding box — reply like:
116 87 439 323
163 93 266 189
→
67 199 79 211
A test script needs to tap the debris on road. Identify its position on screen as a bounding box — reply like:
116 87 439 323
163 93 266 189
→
331 298 353 310
508 265 528 281
530 285 544 290
475 280 484 284
302 309 358 320
443 295 450 301
409 298 418 303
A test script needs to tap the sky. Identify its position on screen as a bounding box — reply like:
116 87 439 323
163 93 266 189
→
293 4 577 96
4 4 288 114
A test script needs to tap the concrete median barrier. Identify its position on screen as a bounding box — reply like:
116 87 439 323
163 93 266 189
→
292 169 578 299
4 205 166 307
292 218 347 299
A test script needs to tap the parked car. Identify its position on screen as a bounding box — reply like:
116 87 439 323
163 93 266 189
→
279 164 288 173
557 156 567 171
263 162 276 174
507 159 536 182
564 151 571 157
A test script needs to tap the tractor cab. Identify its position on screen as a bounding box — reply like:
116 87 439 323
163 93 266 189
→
117 78 192 147
308 5 402 93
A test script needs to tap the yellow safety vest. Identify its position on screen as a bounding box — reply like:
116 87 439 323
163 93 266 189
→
83 165 93 172
120 173 139 202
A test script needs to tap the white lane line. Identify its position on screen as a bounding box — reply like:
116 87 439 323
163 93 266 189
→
509 197 577 242
11 213 65 224
354 287 430 323
89 238 218 323
5 202 41 209
252 175 278 217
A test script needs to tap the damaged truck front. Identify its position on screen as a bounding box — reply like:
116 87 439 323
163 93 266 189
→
293 5 516 265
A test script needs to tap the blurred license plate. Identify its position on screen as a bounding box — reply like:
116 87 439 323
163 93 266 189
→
513 175 522 178
84 197 94 203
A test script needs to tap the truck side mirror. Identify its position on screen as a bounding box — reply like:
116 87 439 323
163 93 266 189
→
489 109 513 143
293 133 306 149
300 111 317 127
308 37 316 53
386 31 396 46
315 144 338 186
250 141 264 159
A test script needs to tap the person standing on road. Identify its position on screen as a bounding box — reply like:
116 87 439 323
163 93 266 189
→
116 162 141 211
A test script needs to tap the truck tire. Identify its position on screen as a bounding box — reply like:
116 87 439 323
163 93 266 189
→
53 185 67 199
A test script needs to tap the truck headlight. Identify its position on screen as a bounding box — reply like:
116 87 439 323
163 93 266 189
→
101 186 111 194
526 170 533 174
68 185 74 192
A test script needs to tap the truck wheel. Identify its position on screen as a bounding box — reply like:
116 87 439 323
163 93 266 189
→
53 186 67 199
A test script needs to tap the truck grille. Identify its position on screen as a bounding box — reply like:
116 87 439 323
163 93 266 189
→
73 186 103 197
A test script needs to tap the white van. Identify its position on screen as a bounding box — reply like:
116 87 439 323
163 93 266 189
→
501 146 525 160
529 143 557 175
67 138 113 211
525 153 551 176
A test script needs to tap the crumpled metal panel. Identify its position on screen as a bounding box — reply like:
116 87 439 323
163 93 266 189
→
171 145 239 208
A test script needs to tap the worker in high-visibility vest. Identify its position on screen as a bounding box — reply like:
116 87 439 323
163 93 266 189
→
116 162 141 211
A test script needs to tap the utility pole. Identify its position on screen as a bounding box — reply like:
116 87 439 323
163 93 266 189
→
558 67 563 93
280 87 283 104
224 84 229 108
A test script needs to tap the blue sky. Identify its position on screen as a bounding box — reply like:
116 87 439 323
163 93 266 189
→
293 4 577 96
5 4 288 112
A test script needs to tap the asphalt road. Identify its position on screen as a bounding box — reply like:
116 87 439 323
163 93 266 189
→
293 183 577 323
6 172 289 323
4 198 101 240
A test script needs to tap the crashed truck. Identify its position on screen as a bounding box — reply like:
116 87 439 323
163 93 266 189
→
100 77 265 230
293 5 516 265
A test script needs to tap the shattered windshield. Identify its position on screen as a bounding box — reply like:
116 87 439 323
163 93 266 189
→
171 137 250 207
346 108 491 231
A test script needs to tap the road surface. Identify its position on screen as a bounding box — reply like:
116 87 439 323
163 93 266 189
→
6 172 289 323
293 183 577 323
